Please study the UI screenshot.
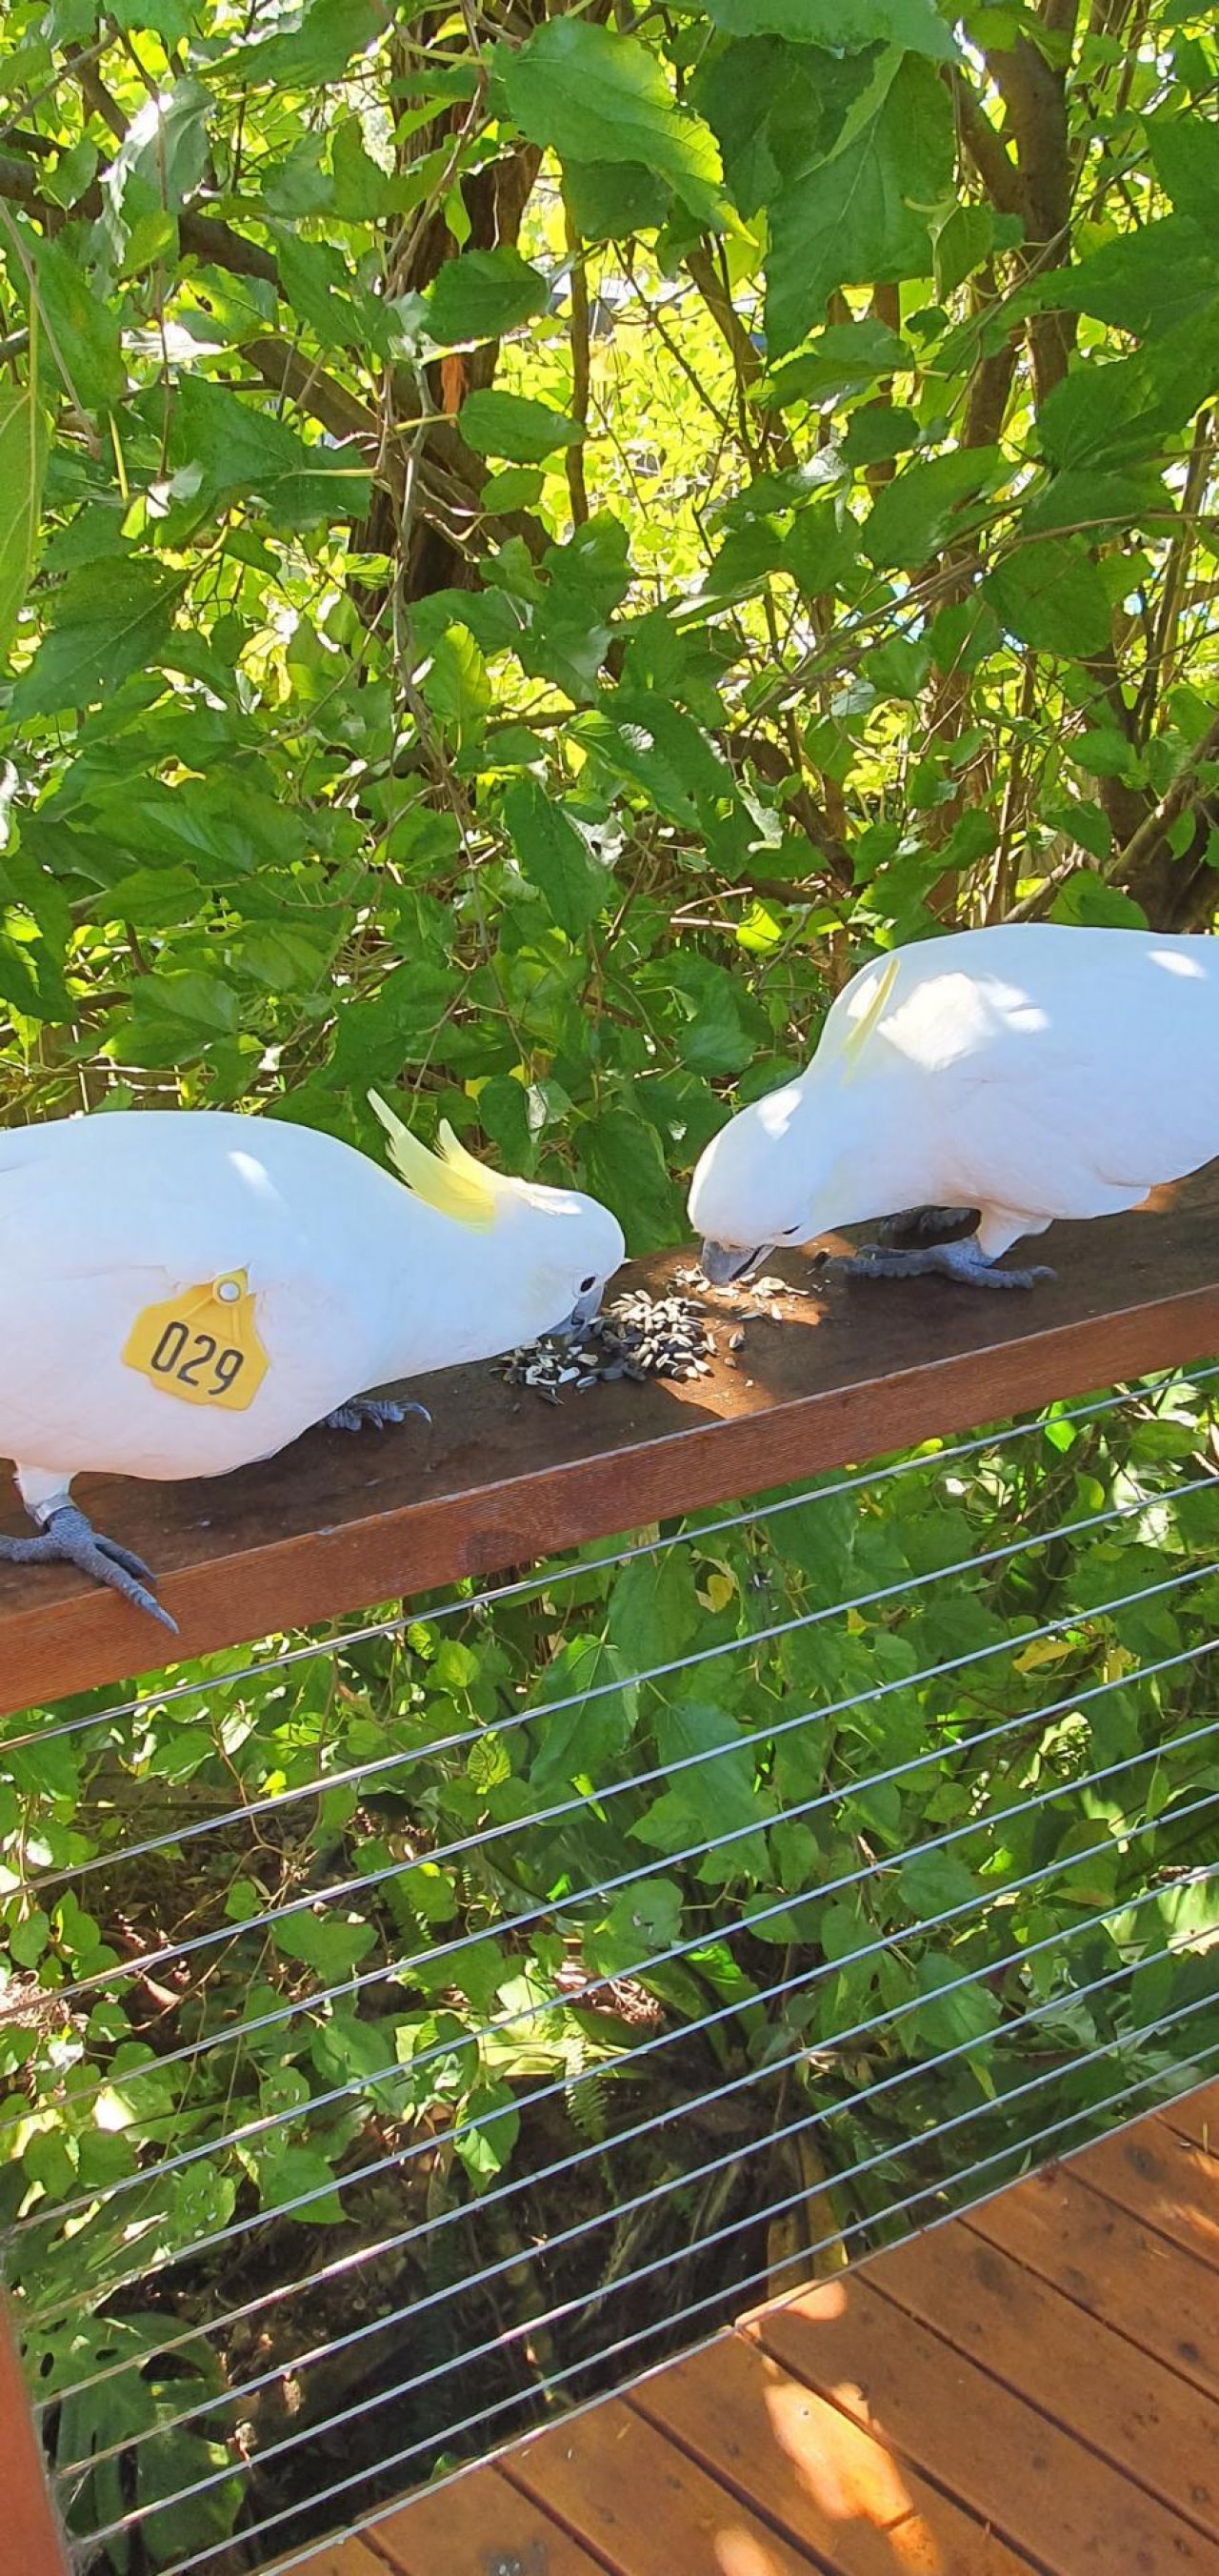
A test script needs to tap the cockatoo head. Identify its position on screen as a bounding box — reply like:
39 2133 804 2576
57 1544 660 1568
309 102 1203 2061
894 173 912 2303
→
491 1172 628 1333
688 1081 820 1285
370 1094 625 1333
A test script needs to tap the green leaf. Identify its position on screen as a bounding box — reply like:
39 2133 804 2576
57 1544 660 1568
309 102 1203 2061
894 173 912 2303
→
564 161 672 241
608 1544 701 1670
1022 467 1169 540
112 0 190 38
328 958 463 1081
1151 118 1219 228
272 1907 377 1980
244 2137 346 2224
330 113 401 218
933 199 998 300
226 0 386 87
503 19 729 230
10 224 126 413
696 37 857 221
579 1113 685 1261
454 2080 520 2188
842 402 918 467
530 1637 638 1789
983 537 1113 658
1049 872 1148 930
458 388 581 462
912 1951 1003 2052
633 1699 771 1885
503 777 611 937
862 445 1002 570
170 372 371 525
9 1908 50 1967
1038 312 1219 473
588 1878 684 1976
274 232 390 354
0 370 48 667
575 692 729 828
426 249 550 346
706 0 957 57
418 623 490 743
1055 217 1219 340
762 316 907 407
764 55 955 353
10 560 180 716
104 76 212 221
897 1848 978 1920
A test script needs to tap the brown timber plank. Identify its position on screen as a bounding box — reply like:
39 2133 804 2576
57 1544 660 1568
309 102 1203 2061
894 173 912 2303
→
749 2271 1219 2576
0 2302 69 2576
1158 2080 1219 2157
966 2164 1219 2403
1 1167 1216 1716
280 2541 387 2576
1073 2114 1219 2268
504 2394 830 2574
630 2327 1037 2575
359 2463 606 2576
869 2217 1219 2537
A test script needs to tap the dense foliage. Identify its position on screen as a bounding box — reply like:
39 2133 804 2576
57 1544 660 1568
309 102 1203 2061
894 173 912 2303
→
1 0 1218 2563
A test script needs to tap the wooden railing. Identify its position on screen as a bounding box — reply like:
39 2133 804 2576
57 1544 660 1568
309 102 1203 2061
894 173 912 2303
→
2 1164 1218 1719
3 1167 1219 2575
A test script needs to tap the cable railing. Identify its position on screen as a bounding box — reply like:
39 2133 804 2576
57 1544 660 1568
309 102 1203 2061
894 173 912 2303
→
1 1219 1218 2575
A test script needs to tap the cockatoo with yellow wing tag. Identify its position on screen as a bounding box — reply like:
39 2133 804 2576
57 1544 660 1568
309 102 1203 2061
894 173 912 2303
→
690 924 1219 1291
0 1097 624 1627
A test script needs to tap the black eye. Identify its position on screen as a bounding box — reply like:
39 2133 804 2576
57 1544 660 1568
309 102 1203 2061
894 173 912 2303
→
580 1274 596 1292
781 1225 803 1238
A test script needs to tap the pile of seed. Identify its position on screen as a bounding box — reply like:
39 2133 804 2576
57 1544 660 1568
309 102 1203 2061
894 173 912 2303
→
497 1289 715 1404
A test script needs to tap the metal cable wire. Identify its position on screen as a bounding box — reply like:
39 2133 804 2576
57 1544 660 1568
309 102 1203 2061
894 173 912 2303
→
248 2025 1219 2576
52 1854 1219 2474
18 1600 1215 2234
14 1372 1217 2574
8 1364 1199 1763
26 1644 1219 2352
77 1985 1219 2559
38 1771 1217 2372
30 1504 1216 2091
250 2025 1219 2576
27 1456 1219 1931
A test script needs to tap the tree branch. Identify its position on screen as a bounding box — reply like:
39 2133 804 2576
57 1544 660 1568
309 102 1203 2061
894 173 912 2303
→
0 150 280 282
950 70 1022 217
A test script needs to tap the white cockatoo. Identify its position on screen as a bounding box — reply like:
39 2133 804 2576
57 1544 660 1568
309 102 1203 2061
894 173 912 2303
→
0 1097 625 1627
690 923 1219 1292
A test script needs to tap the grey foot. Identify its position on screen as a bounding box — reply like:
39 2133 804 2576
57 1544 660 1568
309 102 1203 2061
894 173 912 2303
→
324 1396 431 1434
832 1238 1054 1291
875 1205 981 1251
0 1504 176 1629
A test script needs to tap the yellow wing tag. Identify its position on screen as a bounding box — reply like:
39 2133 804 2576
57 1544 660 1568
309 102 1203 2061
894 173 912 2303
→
122 1272 269 1413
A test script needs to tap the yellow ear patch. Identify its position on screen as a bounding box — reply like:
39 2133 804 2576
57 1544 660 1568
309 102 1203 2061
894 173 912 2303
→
369 1092 497 1230
838 954 900 1082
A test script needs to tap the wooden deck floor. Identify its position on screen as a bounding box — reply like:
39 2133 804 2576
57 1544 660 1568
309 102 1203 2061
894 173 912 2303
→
295 2082 1219 2576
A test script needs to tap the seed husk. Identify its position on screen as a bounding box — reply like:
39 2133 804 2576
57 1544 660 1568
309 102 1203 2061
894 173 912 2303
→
495 1285 719 1403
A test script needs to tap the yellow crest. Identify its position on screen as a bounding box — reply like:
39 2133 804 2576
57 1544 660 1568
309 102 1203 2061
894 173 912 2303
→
835 954 900 1084
369 1092 499 1231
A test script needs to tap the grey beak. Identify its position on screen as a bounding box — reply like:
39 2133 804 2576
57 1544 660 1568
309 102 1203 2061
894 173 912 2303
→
700 1239 769 1286
556 1287 603 1336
